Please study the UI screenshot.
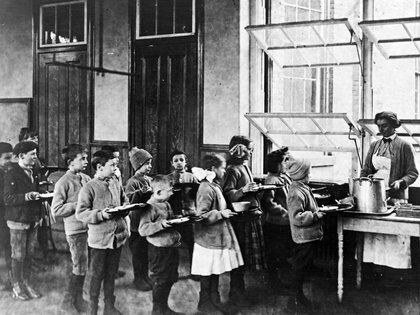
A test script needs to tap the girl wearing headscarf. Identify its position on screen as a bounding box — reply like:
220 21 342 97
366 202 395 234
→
286 157 324 312
222 135 266 308
360 111 418 269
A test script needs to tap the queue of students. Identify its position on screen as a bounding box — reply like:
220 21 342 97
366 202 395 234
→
0 134 324 315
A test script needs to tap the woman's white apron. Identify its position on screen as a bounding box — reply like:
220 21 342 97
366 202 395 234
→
362 152 411 269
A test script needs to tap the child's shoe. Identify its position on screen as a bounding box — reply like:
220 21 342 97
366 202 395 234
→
89 301 98 315
22 280 42 299
104 304 122 315
74 275 88 313
134 276 152 291
104 297 122 315
12 282 30 301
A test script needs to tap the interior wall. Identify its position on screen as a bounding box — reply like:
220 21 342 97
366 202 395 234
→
93 0 129 142
203 0 240 145
0 100 29 145
0 0 32 98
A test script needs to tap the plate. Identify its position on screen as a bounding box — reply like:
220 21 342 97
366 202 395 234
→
257 185 284 191
313 193 331 199
318 205 339 212
167 217 190 224
319 204 353 213
107 203 147 213
39 192 54 199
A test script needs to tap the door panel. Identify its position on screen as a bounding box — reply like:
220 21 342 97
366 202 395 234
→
134 40 198 174
37 51 88 167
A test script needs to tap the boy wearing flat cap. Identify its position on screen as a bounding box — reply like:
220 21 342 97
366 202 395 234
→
4 141 43 301
125 149 154 291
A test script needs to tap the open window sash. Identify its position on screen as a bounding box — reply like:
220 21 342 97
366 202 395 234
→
359 17 420 59
245 18 361 68
245 112 361 152
358 119 420 149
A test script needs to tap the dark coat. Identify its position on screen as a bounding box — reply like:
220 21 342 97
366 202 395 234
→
360 136 418 199
222 164 261 222
3 163 42 223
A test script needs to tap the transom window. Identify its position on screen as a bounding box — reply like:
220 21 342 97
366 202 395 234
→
39 0 87 47
136 0 195 39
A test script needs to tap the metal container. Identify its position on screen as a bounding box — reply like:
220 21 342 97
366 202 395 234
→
352 177 387 213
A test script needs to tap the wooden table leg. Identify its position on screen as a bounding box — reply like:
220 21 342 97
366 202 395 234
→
356 233 364 289
337 216 344 303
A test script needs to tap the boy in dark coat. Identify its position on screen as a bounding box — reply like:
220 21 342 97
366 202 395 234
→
4 141 43 300
0 142 13 290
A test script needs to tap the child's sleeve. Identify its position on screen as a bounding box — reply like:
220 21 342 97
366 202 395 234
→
262 177 287 217
120 184 129 206
139 206 165 237
51 179 76 218
222 168 244 202
125 179 151 204
75 185 105 224
3 171 28 206
287 190 318 227
196 186 223 224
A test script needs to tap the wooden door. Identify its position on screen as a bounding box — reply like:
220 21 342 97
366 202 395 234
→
133 40 199 173
35 51 89 168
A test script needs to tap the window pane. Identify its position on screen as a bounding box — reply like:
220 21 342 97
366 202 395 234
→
139 0 156 36
42 6 55 44
175 0 193 33
297 8 309 20
311 0 322 10
285 6 296 22
298 0 309 8
157 0 173 34
57 5 70 43
70 3 85 43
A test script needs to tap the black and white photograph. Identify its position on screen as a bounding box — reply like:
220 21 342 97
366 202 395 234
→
0 0 420 314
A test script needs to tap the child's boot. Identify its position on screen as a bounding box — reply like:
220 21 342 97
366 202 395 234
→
11 260 29 301
162 282 183 315
74 275 88 313
22 260 41 299
89 298 99 315
198 276 219 314
104 295 122 315
61 274 77 312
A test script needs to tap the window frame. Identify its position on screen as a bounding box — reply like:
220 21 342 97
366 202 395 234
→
135 0 196 40
39 0 88 48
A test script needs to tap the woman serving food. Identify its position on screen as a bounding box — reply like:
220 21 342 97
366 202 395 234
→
360 111 418 269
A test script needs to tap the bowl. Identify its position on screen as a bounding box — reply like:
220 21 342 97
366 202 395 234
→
231 201 251 213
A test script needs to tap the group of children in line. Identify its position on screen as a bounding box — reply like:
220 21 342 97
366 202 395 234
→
0 134 325 315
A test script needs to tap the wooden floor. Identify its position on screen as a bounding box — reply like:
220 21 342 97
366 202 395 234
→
0 245 419 315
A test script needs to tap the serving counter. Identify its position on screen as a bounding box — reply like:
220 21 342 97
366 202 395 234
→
336 212 420 302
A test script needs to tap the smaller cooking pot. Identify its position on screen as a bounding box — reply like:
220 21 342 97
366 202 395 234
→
352 177 387 213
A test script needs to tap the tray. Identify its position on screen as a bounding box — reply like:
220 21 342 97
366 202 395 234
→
343 207 395 216
39 192 54 199
167 217 190 224
319 203 353 213
257 185 284 191
313 193 332 199
106 203 148 213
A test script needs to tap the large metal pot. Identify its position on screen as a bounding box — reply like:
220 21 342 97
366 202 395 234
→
352 177 387 213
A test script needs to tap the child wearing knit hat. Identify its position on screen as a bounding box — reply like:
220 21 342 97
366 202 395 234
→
125 148 154 291
286 157 324 312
